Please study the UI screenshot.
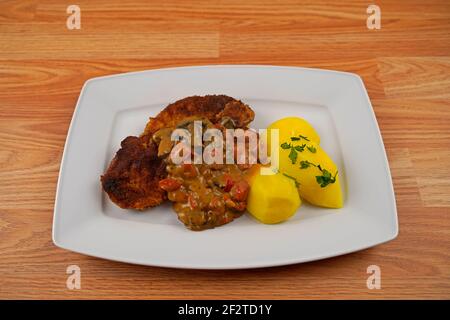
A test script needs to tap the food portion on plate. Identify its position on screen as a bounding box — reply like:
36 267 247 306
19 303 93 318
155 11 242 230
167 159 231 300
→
266 117 343 209
101 95 255 230
101 95 343 231
158 113 255 230
101 95 254 211
246 169 301 224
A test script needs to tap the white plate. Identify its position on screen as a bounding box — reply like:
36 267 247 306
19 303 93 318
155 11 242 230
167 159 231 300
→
53 65 398 269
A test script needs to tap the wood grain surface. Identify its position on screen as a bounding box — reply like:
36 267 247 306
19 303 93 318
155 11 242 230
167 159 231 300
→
0 0 449 299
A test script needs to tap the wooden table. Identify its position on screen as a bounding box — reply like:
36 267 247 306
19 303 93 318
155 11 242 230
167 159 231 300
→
1 0 449 299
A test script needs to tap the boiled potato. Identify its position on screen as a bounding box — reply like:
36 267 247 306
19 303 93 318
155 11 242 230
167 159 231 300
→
267 117 343 209
246 171 301 224
278 141 343 208
266 117 321 153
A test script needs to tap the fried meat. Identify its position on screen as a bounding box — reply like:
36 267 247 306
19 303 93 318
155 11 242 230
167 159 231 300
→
101 95 255 211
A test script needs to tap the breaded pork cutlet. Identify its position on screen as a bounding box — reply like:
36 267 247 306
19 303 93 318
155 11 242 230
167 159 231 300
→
101 137 167 209
141 95 254 140
101 95 255 210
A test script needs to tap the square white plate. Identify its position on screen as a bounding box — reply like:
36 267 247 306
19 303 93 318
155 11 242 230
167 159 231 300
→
53 65 398 269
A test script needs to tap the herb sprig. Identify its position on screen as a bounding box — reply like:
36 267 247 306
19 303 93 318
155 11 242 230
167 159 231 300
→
299 160 338 188
306 145 316 153
281 134 315 164
290 135 310 142
281 142 306 164
283 173 300 188
281 134 336 188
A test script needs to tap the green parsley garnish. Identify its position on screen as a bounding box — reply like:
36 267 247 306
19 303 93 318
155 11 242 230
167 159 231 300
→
281 134 311 164
280 134 317 168
295 144 306 152
306 145 316 153
316 169 337 188
299 134 310 141
300 160 311 169
290 134 310 142
288 147 298 164
283 173 300 188
299 161 338 188
281 142 306 164
282 135 337 188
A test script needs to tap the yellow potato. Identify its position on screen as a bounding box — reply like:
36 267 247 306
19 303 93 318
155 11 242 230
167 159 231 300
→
266 117 321 154
246 171 301 224
278 141 343 208
265 117 343 208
